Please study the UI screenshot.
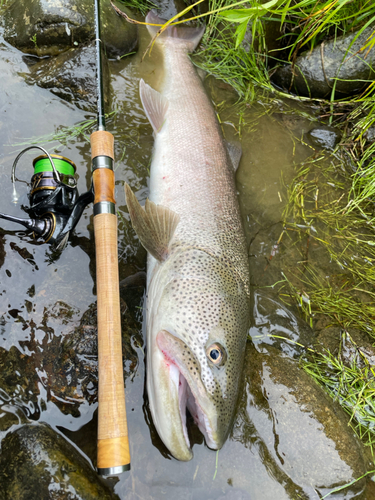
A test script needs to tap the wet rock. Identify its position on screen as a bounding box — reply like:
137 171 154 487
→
314 315 375 367
236 343 368 498
2 0 137 58
0 406 26 431
25 43 110 112
2 0 93 57
365 126 375 142
249 290 315 358
0 344 42 422
319 326 375 371
307 126 341 150
0 423 119 499
101 1 138 59
152 0 188 21
314 319 342 354
272 25 375 98
341 331 374 368
119 270 146 291
0 297 141 420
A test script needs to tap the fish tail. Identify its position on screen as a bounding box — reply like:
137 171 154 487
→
145 11 204 52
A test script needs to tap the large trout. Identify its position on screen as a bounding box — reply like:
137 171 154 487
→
125 12 250 461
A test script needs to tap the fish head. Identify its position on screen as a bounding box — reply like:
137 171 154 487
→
147 249 250 460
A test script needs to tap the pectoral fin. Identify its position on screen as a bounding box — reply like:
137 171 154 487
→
140 79 169 134
125 183 180 261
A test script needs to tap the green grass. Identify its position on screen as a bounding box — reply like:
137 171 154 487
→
147 0 373 102
275 150 375 450
214 0 375 65
279 157 375 330
193 1 273 100
303 331 375 451
12 112 117 150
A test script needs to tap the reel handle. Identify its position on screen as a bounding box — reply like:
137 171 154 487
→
91 130 131 475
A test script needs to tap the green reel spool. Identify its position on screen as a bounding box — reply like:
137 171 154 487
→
33 154 76 177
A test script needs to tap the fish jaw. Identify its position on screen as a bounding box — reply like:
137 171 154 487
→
147 337 192 461
149 329 221 460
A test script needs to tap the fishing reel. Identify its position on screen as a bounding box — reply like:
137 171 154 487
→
0 146 94 250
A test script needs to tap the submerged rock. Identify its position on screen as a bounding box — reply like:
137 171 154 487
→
102 1 138 59
307 126 341 150
2 0 137 58
0 423 119 499
151 0 187 21
25 43 110 112
272 25 375 98
236 343 369 498
0 295 142 421
249 290 315 358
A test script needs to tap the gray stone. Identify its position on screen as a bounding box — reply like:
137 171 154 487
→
236 343 369 498
2 0 137 59
0 423 119 499
307 126 341 150
249 290 315 358
25 43 110 112
272 25 375 98
365 126 375 142
151 0 187 21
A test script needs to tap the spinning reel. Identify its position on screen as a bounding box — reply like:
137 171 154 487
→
0 146 94 249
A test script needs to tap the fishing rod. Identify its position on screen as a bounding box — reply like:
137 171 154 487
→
91 0 130 475
0 1 131 477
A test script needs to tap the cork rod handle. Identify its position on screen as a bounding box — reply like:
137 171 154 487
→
91 130 130 473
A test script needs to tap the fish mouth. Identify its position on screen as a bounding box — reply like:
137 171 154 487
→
155 330 218 458
170 359 217 450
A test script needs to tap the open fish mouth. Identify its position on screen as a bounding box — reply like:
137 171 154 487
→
156 330 218 456
169 359 217 450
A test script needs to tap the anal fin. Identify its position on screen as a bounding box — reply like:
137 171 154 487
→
140 79 169 134
125 183 180 262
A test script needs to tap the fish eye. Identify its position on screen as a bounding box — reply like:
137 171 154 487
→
206 343 227 366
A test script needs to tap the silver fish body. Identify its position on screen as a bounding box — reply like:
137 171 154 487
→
126 12 250 461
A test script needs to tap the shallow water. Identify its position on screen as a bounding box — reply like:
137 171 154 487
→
0 23 371 500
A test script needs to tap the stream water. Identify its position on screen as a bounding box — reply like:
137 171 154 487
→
0 21 372 500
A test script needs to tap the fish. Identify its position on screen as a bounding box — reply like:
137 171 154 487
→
125 11 250 461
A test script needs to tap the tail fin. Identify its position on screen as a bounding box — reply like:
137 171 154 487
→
145 11 204 52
